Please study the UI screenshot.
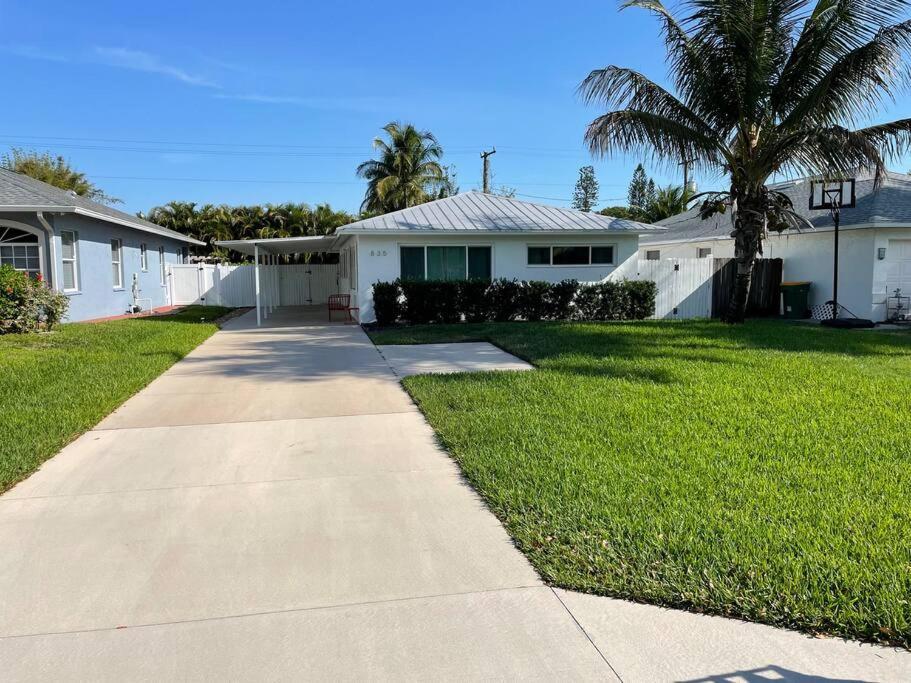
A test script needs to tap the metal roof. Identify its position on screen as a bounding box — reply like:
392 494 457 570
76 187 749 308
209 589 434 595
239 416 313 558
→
335 191 666 235
215 235 341 256
642 170 911 245
0 168 204 245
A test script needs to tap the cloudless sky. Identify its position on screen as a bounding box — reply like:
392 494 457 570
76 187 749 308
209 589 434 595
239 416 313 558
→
3 0 910 215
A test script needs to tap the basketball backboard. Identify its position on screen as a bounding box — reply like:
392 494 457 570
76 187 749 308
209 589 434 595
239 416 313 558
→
809 178 856 210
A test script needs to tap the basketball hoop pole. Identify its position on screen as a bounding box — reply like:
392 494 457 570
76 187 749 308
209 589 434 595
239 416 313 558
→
825 189 841 320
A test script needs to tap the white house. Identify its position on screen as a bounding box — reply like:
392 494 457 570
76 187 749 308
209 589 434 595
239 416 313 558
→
639 171 911 321
216 192 665 324
335 192 664 322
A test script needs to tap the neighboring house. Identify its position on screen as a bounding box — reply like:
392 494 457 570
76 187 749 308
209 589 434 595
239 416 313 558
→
0 169 203 321
334 192 664 322
640 171 911 321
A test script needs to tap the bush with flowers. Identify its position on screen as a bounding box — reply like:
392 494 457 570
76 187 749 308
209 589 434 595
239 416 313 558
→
0 265 69 334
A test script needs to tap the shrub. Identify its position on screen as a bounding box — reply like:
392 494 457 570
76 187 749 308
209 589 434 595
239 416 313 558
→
573 280 654 321
399 280 435 324
519 281 552 321
545 279 578 320
488 279 522 322
372 281 401 326
0 266 69 334
625 279 658 319
377 276 655 326
458 279 491 323
398 279 461 324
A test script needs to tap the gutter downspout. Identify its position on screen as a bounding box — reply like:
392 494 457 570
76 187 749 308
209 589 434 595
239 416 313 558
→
35 212 59 291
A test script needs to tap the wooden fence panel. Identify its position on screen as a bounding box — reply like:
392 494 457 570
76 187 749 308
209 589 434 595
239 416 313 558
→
711 258 783 317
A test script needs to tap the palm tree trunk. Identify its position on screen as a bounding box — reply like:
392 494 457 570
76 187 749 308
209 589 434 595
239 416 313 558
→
726 200 765 323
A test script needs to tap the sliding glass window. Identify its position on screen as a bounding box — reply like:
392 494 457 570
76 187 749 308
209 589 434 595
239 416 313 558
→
399 245 492 281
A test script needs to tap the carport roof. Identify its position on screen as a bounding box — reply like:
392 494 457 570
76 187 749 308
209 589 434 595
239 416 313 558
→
215 235 341 255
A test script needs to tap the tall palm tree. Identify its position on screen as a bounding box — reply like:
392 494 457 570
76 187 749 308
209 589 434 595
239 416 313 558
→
580 0 911 321
356 122 445 214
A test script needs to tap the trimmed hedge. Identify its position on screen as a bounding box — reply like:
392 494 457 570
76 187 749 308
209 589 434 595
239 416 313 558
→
372 277 655 325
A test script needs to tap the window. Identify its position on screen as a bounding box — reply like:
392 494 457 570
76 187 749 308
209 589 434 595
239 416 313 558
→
400 246 425 280
591 246 615 264
111 239 123 289
527 245 616 266
399 245 492 281
645 250 661 261
158 246 166 285
0 227 41 279
61 231 79 290
697 247 712 258
140 243 148 271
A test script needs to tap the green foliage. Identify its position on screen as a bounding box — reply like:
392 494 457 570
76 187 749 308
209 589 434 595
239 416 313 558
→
0 305 229 491
371 281 400 327
627 163 651 218
598 205 633 219
356 122 447 214
644 184 695 222
579 0 911 319
141 201 355 259
1 148 119 205
370 320 911 646
572 165 600 212
0 265 69 334
373 278 654 325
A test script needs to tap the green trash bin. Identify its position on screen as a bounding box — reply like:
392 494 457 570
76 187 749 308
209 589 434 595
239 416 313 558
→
780 281 811 319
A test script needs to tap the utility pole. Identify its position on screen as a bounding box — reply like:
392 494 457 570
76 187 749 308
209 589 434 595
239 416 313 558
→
480 148 496 193
678 157 695 191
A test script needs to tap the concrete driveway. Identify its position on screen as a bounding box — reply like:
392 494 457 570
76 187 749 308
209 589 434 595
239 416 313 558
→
0 307 609 680
1 306 907 681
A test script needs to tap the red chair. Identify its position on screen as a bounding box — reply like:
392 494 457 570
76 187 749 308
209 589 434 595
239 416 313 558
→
328 294 352 321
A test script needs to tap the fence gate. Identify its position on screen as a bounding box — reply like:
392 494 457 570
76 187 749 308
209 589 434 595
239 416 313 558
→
633 258 715 319
168 263 339 307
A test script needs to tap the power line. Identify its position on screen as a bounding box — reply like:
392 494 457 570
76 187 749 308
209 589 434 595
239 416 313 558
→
92 175 364 185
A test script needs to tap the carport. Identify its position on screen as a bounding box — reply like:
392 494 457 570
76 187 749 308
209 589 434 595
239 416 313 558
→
215 235 341 327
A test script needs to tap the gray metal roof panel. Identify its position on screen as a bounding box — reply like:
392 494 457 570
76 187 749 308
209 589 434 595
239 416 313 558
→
336 191 664 234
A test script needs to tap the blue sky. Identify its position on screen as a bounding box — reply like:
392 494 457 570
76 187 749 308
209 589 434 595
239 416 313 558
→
3 0 910 215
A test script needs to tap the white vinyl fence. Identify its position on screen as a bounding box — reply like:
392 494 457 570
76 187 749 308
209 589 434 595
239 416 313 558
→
169 263 340 307
630 258 715 319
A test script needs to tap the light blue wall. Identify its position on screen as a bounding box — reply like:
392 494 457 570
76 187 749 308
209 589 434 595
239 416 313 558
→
48 214 188 321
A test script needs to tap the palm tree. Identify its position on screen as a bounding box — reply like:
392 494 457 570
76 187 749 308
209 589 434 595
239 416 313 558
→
645 184 695 223
356 122 445 214
580 0 911 321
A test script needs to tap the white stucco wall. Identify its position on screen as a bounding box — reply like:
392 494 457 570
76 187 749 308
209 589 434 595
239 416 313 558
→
640 228 883 319
350 232 641 322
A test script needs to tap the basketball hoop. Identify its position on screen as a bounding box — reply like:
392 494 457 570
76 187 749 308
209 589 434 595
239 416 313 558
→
808 178 874 328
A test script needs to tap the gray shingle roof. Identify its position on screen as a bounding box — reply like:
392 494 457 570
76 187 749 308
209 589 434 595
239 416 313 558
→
641 171 911 245
0 168 203 245
336 191 665 235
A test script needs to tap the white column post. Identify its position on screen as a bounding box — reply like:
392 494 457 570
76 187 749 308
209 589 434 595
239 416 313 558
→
254 245 261 327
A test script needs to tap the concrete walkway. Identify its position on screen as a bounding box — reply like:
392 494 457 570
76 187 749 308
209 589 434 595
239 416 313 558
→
1 307 908 680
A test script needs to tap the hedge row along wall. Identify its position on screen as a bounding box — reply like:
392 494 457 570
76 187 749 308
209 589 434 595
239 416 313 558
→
372 278 656 326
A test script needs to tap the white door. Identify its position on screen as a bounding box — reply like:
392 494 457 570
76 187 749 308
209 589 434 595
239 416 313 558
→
885 240 911 298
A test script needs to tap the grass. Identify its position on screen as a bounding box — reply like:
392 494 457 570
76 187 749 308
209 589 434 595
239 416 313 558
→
0 305 232 493
369 320 911 647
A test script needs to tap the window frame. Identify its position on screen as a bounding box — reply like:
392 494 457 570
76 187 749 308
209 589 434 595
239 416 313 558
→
111 238 124 290
645 250 661 261
397 243 494 281
0 223 44 281
697 247 712 259
526 244 617 268
60 230 80 292
140 243 149 271
158 246 167 286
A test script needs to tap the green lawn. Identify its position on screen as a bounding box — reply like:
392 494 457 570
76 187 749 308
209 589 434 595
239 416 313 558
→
0 306 232 492
369 320 911 646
